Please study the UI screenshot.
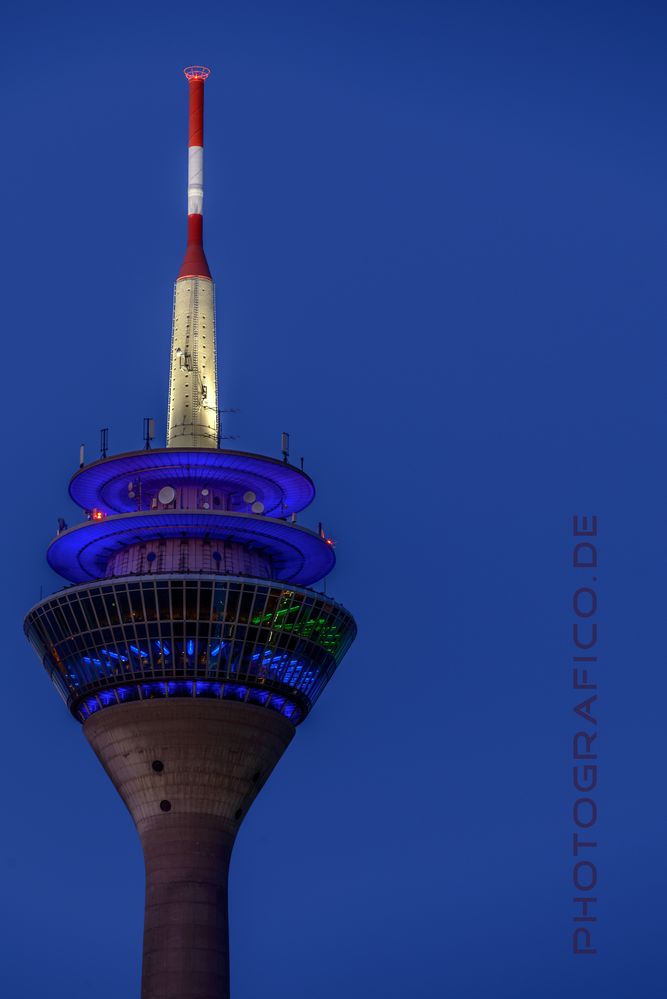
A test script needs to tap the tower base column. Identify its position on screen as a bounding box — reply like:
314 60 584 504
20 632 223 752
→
84 699 295 999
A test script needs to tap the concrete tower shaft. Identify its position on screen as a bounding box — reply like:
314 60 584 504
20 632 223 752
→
86 699 294 999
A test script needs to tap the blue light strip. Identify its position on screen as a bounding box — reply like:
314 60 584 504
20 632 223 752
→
101 648 128 663
77 680 303 725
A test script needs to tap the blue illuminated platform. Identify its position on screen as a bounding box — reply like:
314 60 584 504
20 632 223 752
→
48 509 335 586
69 448 315 516
51 445 335 588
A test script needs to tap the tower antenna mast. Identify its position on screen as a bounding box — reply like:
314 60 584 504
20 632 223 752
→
167 65 218 449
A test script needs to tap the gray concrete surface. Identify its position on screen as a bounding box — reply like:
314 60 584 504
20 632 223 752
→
85 699 295 998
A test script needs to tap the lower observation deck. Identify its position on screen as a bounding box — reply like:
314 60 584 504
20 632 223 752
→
24 575 356 725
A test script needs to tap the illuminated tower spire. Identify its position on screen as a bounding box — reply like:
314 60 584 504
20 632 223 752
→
167 66 218 449
24 65 356 999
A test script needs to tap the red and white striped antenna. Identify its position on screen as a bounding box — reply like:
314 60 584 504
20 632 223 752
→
178 65 212 280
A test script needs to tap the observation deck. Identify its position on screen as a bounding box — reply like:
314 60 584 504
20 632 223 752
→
25 444 352 726
25 575 356 725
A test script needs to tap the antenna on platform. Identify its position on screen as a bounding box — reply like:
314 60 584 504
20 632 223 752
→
79 444 85 468
281 432 290 463
144 418 155 450
100 428 109 459
217 409 240 447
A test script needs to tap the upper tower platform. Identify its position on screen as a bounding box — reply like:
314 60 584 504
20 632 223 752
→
48 445 334 586
68 447 316 516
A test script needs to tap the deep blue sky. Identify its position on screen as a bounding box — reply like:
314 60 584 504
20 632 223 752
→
2 2 667 996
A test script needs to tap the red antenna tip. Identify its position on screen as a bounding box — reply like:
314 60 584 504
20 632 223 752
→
184 66 211 81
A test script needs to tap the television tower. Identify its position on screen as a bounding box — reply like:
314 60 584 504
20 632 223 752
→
24 67 356 999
